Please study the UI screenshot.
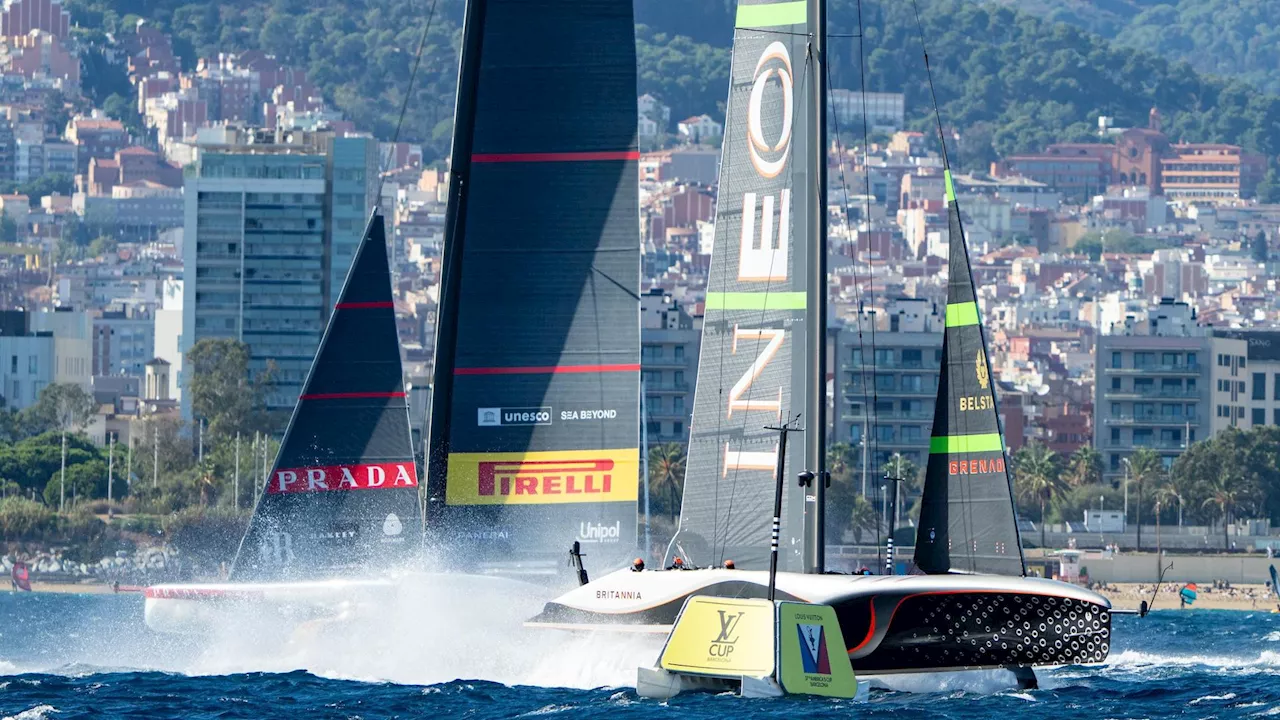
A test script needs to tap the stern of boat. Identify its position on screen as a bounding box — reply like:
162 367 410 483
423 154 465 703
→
836 578 1111 673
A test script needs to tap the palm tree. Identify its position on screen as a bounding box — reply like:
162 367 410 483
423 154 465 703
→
826 441 857 481
648 443 686 523
1065 446 1103 487
1126 448 1163 551
1152 476 1182 530
1202 471 1244 551
1014 440 1064 549
884 452 919 529
849 495 878 544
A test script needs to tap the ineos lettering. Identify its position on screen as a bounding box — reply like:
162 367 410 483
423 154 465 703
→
727 326 784 419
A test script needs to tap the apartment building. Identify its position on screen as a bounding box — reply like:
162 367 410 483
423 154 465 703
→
640 288 700 447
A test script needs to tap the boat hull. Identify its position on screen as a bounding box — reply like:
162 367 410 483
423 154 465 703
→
528 568 1110 674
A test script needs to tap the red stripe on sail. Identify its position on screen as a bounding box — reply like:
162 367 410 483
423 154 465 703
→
267 461 419 494
300 392 407 400
471 151 640 163
335 301 394 309
454 363 641 376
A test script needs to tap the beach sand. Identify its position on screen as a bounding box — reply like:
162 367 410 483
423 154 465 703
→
1096 582 1280 612
22 580 133 594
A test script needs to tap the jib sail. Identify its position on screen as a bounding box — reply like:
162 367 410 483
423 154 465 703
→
666 0 818 571
913 170 1025 576
230 212 423 581
424 0 641 569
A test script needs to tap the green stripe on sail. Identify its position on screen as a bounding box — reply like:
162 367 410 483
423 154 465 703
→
705 291 807 311
944 169 956 203
930 433 1004 454
735 1 807 27
945 301 979 327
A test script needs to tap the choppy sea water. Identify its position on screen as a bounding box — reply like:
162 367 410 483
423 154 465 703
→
3 591 1280 719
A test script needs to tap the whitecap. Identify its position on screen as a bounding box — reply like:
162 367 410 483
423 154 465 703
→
2 705 58 720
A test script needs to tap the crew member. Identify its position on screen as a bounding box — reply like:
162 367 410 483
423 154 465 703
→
667 557 687 570
723 560 736 570
631 557 645 572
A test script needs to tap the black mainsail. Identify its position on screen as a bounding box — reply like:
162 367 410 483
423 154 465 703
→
230 212 422 581
424 0 641 569
667 0 820 572
913 170 1025 576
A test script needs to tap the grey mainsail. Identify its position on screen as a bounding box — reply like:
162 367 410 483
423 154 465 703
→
424 0 641 569
667 0 818 571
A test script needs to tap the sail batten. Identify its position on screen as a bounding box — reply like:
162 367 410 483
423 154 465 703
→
230 212 423 582
913 169 1026 577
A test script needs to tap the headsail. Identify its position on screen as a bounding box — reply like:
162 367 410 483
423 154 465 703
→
230 212 422 581
425 0 641 569
668 0 817 571
913 171 1025 576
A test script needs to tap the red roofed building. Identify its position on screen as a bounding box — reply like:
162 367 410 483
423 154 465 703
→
0 0 68 39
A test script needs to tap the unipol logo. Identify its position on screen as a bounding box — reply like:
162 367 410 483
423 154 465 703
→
578 521 621 543
259 530 294 566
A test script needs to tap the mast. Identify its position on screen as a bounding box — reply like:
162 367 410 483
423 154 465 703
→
803 0 829 574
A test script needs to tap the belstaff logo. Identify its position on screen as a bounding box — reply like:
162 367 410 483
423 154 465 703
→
976 350 989 390
746 41 793 178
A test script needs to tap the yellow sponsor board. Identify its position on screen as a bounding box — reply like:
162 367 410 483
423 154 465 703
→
445 448 639 505
777 601 858 698
659 596 775 677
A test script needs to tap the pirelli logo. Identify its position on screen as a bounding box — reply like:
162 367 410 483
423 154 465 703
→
445 449 639 505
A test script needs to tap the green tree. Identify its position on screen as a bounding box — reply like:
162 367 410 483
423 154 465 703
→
0 215 17 243
1013 440 1064 548
849 495 878 544
22 383 96 437
1065 445 1103 487
42 459 107 508
185 338 274 439
1253 229 1269 263
1073 233 1103 261
1203 471 1248 551
1125 447 1163 551
88 235 118 258
647 442 686 522
826 440 859 541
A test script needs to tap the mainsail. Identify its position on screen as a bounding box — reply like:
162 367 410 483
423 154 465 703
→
913 170 1025 576
424 0 641 568
231 212 423 581
668 0 818 572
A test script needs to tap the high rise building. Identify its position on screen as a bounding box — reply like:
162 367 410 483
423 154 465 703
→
1093 299 1210 482
180 127 378 417
834 298 942 485
640 289 700 447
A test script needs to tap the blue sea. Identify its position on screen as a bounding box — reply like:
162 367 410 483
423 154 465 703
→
3 592 1280 719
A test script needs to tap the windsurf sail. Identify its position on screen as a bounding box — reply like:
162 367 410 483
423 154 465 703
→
424 0 641 569
11 560 30 591
1270 564 1278 598
666 0 819 571
913 170 1025 576
229 212 423 581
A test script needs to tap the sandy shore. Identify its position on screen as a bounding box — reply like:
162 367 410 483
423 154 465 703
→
19 580 138 594
1096 582 1280 612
